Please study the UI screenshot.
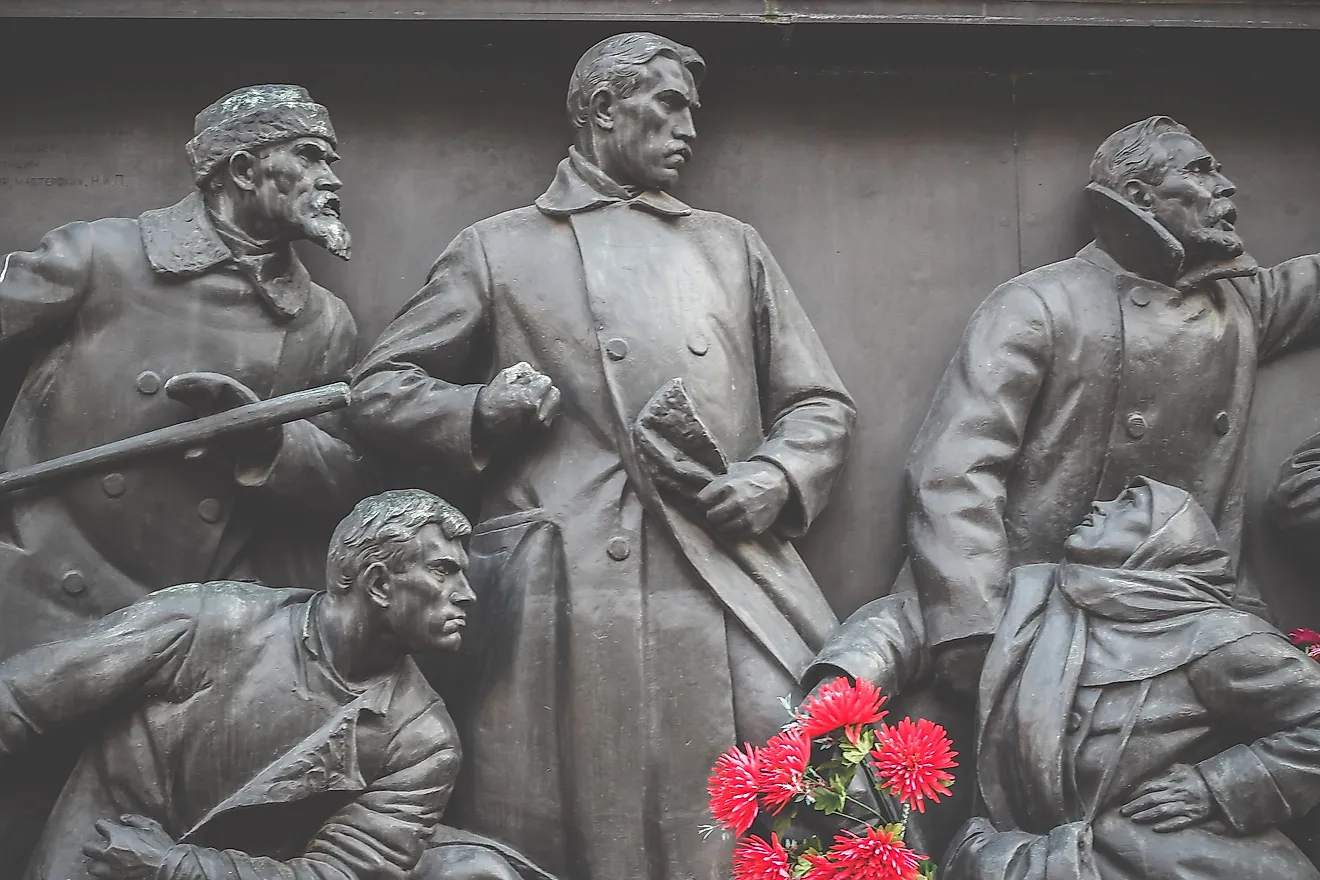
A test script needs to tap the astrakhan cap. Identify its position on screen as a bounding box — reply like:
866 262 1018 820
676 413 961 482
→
185 84 336 186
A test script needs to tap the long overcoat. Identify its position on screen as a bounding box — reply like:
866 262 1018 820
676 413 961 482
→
351 152 854 880
905 187 1320 648
0 192 369 659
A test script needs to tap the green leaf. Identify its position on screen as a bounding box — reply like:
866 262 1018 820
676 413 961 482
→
840 726 874 764
813 787 846 815
918 858 938 879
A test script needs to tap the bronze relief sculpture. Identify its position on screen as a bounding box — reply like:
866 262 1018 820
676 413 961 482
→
350 32 855 880
0 489 552 880
0 84 375 870
3 30 1320 880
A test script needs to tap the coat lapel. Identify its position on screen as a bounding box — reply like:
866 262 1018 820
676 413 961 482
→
179 674 395 843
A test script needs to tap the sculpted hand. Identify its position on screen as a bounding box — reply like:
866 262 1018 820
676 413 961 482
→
1120 764 1215 832
165 371 282 465
476 362 561 439
82 814 174 880
697 460 790 539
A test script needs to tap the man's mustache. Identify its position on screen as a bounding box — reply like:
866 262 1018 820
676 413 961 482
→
1206 201 1237 229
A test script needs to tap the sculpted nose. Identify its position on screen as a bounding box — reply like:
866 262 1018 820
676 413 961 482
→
674 108 696 142
1213 172 1236 199
321 166 343 191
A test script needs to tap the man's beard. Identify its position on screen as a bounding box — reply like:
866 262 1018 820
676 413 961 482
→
298 191 351 260
302 213 352 260
1173 199 1244 266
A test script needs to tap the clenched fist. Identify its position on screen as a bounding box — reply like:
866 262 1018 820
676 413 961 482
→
697 459 790 539
476 362 561 439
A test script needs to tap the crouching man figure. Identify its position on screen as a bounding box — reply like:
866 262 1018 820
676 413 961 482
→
0 489 550 880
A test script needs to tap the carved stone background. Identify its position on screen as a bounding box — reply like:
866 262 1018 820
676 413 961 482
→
2 18 1319 624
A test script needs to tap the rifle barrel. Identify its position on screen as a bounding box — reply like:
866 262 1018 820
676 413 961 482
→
0 383 352 496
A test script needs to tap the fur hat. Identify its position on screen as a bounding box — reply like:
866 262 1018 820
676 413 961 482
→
185 84 336 186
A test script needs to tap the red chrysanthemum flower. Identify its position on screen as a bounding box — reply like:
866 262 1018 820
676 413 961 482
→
758 725 812 814
732 834 792 880
1291 628 1320 647
870 717 957 813
798 678 888 741
708 744 762 836
812 827 924 880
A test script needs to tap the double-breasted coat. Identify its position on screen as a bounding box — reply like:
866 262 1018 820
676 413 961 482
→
901 186 1320 650
0 192 369 659
351 151 855 880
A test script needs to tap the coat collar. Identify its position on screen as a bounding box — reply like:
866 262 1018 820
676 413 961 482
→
179 671 402 843
535 147 692 219
1080 183 1257 292
178 595 402 843
138 191 311 319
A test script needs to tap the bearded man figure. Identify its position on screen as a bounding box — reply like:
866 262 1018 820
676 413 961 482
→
0 84 370 870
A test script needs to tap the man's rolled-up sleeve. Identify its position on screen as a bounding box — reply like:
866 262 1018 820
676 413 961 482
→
160 707 459 880
1188 632 1320 834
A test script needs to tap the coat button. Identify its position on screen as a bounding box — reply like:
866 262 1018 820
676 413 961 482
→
197 498 222 523
135 370 162 395
101 473 126 498
604 338 629 361
1125 413 1148 439
1130 288 1151 307
607 536 631 561
688 333 709 356
1214 410 1231 435
61 570 86 596
1066 710 1083 733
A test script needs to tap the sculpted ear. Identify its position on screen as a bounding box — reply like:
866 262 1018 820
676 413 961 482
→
226 150 259 193
1123 178 1154 209
589 88 616 132
364 562 391 609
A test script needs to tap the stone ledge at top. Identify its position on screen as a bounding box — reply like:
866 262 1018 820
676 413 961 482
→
4 0 1320 29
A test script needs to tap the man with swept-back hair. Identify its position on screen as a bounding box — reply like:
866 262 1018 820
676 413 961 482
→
352 30 855 880
808 116 1320 858
0 488 557 880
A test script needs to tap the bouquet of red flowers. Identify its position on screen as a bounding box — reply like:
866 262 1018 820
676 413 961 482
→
705 678 957 880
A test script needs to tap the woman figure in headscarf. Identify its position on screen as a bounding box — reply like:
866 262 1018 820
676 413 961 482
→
946 476 1320 879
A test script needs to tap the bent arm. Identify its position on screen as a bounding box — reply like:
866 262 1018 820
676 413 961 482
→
743 224 856 537
0 592 197 758
350 227 493 474
241 301 376 511
805 583 929 695
1188 632 1320 834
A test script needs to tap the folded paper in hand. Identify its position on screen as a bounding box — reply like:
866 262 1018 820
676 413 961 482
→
634 378 728 480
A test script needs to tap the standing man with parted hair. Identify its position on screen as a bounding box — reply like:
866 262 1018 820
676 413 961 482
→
0 83 371 870
352 32 855 880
